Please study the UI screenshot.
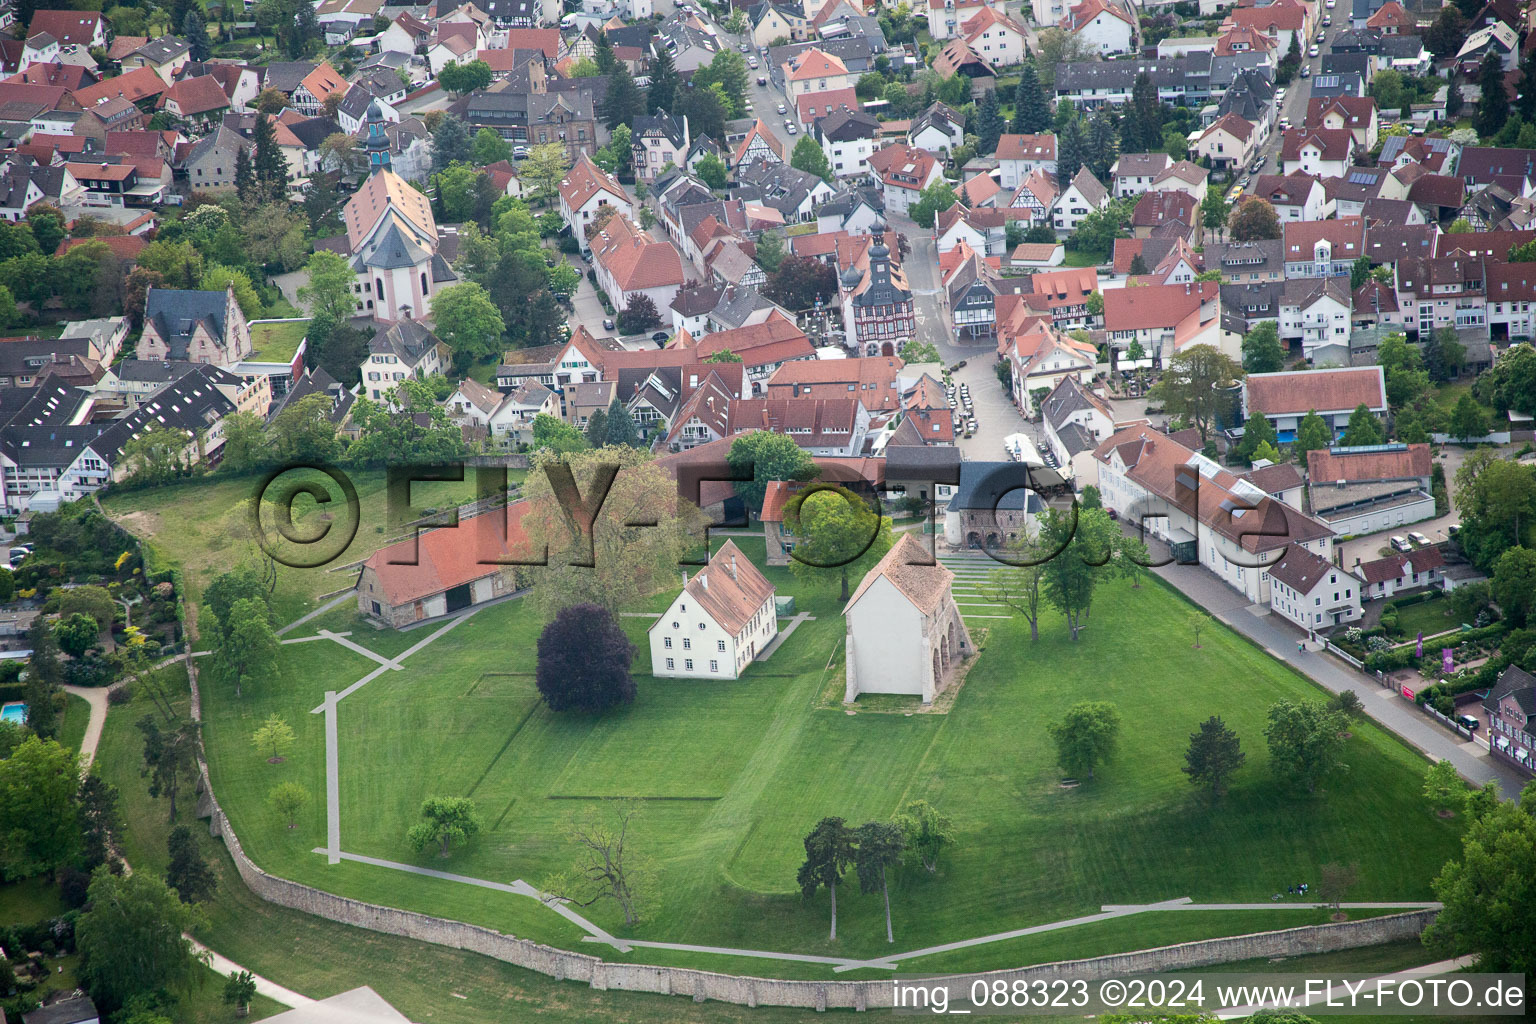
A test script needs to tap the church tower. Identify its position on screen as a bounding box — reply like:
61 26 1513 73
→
365 98 391 174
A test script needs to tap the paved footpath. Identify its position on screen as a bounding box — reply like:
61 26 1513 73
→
66 681 308 1008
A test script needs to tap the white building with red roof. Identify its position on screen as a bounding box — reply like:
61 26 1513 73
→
781 47 852 104
1305 96 1379 150
1102 280 1223 363
27 11 107 47
959 5 1029 65
558 153 633 254
929 0 991 39
1281 127 1357 178
590 216 686 319
996 132 1057 188
844 531 971 704
1282 216 1365 279
729 118 785 171
1059 0 1135 55
1093 425 1338 606
1356 548 1444 601
649 540 777 680
1192 113 1260 171
1221 0 1309 57
867 143 944 216
1267 544 1363 631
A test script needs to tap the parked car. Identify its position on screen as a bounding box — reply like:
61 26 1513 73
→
1249 157 1265 174
1309 44 1319 56
1322 14 1331 25
757 75 767 85
777 102 787 114
603 318 616 331
1300 64 1311 77
739 42 750 51
1275 87 1286 103
1409 531 1431 547
1391 535 1412 552
785 122 797 134
512 145 528 158
1458 714 1480 731
748 56 758 68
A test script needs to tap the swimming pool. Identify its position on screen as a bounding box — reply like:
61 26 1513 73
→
0 701 25 725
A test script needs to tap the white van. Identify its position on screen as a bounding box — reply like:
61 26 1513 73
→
1390 536 1411 553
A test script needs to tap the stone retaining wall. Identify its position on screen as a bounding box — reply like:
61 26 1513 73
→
186 654 1437 1009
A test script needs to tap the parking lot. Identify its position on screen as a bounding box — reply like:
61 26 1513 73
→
948 359 1026 463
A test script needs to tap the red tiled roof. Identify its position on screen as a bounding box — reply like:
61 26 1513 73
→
1281 127 1354 162
673 539 774 635
590 216 684 292
996 132 1056 162
26 11 103 46
1283 215 1364 261
1246 367 1386 416
559 152 627 210
360 503 530 606
74 66 166 106
501 28 560 58
158 75 230 115
56 234 147 260
1101 280 1215 330
1305 443 1431 482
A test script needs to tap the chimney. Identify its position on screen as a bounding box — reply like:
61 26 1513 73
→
699 570 708 590
729 554 737 579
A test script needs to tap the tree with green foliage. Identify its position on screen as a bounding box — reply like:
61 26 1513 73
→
1423 326 1467 383
695 151 728 189
1450 391 1490 442
975 87 1005 155
431 114 472 171
251 113 287 203
1202 187 1230 240
648 46 678 113
1264 700 1348 795
212 596 278 699
909 180 959 229
1048 701 1122 780
165 824 216 904
252 714 295 763
1012 61 1049 133
472 126 511 166
1183 715 1245 800
1235 411 1279 465
797 816 855 939
1229 196 1281 241
791 134 834 183
604 396 640 447
728 429 818 519
674 83 727 144
1241 320 1284 374
532 412 587 454
583 407 609 448
854 820 905 943
26 203 65 255
432 281 506 373
783 485 895 601
899 339 940 363
267 781 308 829
1085 111 1119 182
1492 545 1536 627
755 227 785 272
1423 780 1536 973
1128 71 1164 151
439 59 492 97
1056 113 1086 184
1456 450 1536 570
137 716 199 821
76 868 204 1015
1292 410 1333 462
0 736 80 878
520 142 569 206
53 612 99 658
705 349 742 362
1150 344 1243 444
693 49 749 118
1477 51 1509 138
408 796 483 858
1341 403 1385 446
1476 342 1536 414
894 799 956 874
224 971 259 1017
1038 506 1124 641
1422 759 1465 817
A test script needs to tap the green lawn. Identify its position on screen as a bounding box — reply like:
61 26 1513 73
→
1061 250 1102 267
248 320 311 363
186 534 1462 975
60 692 90 757
1388 594 1463 638
102 470 483 626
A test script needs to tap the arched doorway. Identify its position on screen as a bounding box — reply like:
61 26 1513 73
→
880 341 895 357
967 532 981 548
985 532 1000 549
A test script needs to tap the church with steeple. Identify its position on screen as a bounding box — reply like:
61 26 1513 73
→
334 101 458 323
